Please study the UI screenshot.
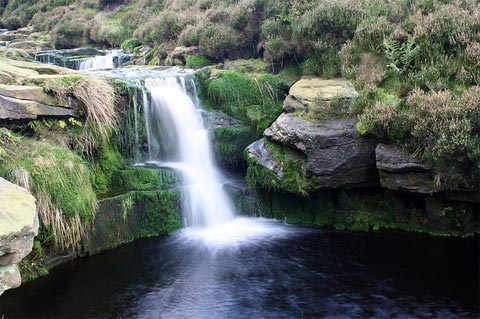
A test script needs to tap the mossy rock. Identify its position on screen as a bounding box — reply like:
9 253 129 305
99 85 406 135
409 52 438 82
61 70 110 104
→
206 70 288 136
210 126 255 170
245 138 318 196
254 187 478 236
83 189 181 254
111 167 180 191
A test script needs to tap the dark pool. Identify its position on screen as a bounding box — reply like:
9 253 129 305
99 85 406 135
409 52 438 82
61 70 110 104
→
1 218 478 318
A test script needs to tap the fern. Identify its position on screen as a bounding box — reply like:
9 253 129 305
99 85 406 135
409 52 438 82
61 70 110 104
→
383 36 417 74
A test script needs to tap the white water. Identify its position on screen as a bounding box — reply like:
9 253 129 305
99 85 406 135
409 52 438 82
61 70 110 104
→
79 50 129 70
144 77 235 228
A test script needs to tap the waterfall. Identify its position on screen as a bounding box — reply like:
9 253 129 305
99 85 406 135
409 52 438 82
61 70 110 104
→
142 76 235 228
79 50 119 70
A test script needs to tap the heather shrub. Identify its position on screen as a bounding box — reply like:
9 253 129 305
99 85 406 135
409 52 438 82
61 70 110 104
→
135 11 188 44
51 12 93 49
197 23 238 59
406 87 480 187
354 16 394 53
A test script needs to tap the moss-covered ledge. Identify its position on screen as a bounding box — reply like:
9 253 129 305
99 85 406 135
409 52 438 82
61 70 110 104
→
83 189 181 255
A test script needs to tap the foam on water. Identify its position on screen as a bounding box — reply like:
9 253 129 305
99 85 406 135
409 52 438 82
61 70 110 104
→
176 218 296 250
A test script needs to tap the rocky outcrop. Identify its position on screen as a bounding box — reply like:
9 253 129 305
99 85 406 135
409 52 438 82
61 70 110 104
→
375 143 437 194
246 76 375 190
264 114 377 188
246 138 283 177
0 58 82 120
0 95 77 120
0 178 38 295
285 77 359 112
165 46 201 66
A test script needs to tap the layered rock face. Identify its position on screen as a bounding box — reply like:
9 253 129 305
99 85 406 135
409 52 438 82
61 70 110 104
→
0 58 79 120
265 115 377 188
376 143 437 194
247 77 376 192
0 178 38 296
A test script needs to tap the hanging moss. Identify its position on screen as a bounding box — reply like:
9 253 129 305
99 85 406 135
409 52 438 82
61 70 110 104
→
245 139 319 196
93 143 124 191
83 189 181 254
111 167 180 191
210 126 255 170
253 187 477 236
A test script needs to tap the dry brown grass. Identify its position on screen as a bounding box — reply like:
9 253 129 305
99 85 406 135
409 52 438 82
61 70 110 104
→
45 74 118 144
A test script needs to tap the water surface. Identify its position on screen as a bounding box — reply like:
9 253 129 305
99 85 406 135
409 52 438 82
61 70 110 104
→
2 219 478 318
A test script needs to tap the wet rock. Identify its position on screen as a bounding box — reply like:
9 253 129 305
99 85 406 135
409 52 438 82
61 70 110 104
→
7 58 74 75
265 113 377 188
376 143 437 194
246 138 283 177
0 178 38 295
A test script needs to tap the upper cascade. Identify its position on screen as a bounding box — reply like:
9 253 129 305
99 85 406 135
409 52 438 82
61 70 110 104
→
35 49 133 70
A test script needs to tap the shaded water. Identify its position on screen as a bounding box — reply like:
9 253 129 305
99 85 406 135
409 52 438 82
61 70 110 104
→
1 220 478 318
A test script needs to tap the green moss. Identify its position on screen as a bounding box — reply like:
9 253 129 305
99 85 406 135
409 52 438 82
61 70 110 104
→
186 54 213 68
253 187 476 236
206 71 288 136
94 143 123 191
246 139 318 196
211 126 255 169
111 167 179 191
83 189 181 254
121 38 141 52
133 189 181 237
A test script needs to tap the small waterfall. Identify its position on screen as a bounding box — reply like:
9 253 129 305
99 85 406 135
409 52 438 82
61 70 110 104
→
35 49 133 70
142 76 235 227
79 50 119 70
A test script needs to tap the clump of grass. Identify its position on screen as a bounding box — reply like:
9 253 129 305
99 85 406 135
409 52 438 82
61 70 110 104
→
45 74 118 147
207 71 287 135
2 141 97 250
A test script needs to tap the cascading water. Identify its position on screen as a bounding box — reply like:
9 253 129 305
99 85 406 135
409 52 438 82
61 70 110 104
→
79 50 130 70
34 49 133 70
143 77 235 227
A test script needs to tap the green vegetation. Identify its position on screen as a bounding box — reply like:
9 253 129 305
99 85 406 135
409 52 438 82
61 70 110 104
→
206 71 287 135
1 141 96 250
185 54 213 68
111 167 179 191
257 189 477 236
93 143 123 191
211 126 255 169
246 139 318 196
121 37 141 52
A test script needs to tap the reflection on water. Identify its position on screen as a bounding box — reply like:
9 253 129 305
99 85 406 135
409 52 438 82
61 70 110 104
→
2 219 478 318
